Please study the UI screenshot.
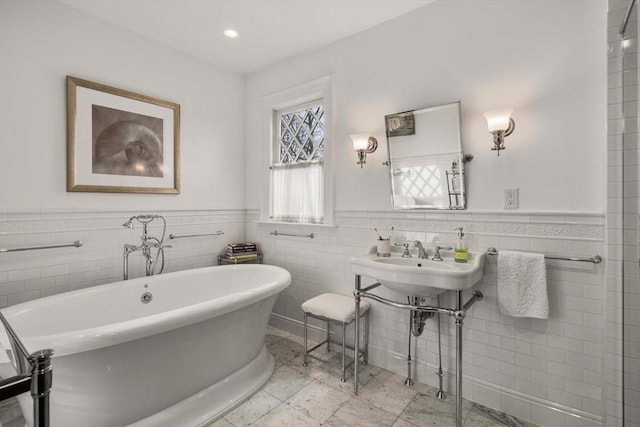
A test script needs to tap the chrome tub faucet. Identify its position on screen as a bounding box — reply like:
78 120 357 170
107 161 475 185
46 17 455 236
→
122 215 170 280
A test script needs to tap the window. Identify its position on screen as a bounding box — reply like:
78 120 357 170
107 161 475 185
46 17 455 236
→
261 76 333 225
270 101 325 223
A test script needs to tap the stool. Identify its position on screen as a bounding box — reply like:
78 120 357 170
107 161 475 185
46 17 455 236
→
301 293 371 382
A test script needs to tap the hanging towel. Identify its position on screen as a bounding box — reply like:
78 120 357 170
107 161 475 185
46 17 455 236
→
497 250 549 319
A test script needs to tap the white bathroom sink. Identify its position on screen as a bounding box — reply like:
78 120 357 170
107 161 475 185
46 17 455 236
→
351 245 486 297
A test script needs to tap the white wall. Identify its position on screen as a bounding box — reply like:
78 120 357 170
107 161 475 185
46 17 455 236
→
0 2 246 304
0 0 245 211
245 1 609 425
245 0 606 213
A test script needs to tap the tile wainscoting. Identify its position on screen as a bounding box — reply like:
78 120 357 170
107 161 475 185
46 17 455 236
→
247 209 606 427
0 209 245 306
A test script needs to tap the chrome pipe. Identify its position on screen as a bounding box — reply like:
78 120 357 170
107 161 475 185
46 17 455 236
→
463 290 483 311
353 275 361 395
355 290 456 317
30 349 54 427
0 311 31 364
404 297 414 386
0 241 82 253
0 375 31 401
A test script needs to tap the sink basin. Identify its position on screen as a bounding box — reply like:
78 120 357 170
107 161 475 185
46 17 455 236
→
351 245 486 297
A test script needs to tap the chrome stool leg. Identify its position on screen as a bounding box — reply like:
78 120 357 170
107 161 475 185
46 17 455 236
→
303 312 309 367
341 322 347 382
363 310 370 365
326 321 331 352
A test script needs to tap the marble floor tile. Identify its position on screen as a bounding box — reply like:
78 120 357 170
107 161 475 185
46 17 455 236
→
267 338 305 366
399 390 463 427
285 380 352 424
211 417 235 427
323 396 399 427
262 365 314 401
356 368 418 416
251 402 320 427
289 353 330 379
223 390 281 426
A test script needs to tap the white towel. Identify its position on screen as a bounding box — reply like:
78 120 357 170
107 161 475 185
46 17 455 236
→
497 250 549 319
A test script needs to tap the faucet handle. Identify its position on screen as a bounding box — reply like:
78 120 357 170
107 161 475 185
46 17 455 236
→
432 245 452 261
400 242 412 258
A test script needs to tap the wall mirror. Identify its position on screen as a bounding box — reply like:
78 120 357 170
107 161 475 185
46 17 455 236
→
384 101 467 210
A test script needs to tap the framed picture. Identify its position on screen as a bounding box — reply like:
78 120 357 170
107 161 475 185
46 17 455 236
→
385 111 415 137
67 76 180 194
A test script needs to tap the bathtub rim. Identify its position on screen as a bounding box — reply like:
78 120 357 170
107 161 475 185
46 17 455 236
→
0 264 291 357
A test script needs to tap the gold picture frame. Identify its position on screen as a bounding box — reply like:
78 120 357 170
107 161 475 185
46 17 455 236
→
67 76 181 194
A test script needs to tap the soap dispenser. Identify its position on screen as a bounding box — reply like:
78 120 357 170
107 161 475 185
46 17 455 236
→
454 227 468 263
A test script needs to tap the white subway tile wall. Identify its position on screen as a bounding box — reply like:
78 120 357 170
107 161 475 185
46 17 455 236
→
247 209 605 427
608 1 639 426
0 209 246 306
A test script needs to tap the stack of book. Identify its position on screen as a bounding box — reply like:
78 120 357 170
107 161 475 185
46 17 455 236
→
223 242 259 261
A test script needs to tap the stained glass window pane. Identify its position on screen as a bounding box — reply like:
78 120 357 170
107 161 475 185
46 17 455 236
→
278 103 324 164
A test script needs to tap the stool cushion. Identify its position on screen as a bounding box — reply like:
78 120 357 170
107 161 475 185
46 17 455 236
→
301 293 370 323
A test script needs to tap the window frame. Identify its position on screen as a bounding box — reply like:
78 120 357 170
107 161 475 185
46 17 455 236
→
260 76 334 225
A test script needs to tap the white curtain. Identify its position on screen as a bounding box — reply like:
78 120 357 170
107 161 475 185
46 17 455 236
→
271 162 323 223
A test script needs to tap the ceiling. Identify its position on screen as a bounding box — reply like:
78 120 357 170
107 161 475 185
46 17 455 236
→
59 0 432 75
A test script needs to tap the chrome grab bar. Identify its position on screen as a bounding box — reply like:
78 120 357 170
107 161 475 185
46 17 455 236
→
270 230 314 239
169 231 224 239
0 240 82 253
0 311 53 427
487 247 602 264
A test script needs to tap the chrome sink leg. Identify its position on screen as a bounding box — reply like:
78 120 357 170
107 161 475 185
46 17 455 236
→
436 294 446 400
353 275 361 395
455 290 463 427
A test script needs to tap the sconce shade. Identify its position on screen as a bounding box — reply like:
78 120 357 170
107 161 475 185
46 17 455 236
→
483 109 514 132
351 133 371 151
350 133 378 168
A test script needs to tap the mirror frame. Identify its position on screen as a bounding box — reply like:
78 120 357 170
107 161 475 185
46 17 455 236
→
384 101 468 210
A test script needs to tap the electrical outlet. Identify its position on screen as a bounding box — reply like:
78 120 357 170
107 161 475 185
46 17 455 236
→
504 188 519 209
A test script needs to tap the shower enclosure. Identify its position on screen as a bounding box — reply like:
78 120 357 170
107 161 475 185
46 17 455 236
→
613 0 640 425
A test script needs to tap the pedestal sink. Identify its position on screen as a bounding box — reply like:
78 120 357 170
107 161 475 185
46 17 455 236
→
351 245 486 297
351 244 486 427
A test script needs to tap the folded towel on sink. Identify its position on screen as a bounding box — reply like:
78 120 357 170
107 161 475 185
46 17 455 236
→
497 250 548 319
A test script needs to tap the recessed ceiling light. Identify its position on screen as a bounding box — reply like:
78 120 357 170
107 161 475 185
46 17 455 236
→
224 29 239 38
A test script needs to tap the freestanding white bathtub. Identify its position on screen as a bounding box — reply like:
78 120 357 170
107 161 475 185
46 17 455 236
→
0 264 291 427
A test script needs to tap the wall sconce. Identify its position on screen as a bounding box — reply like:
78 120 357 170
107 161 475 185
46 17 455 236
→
483 109 515 156
350 133 378 168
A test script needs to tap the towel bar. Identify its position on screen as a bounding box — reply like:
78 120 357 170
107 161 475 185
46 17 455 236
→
0 241 83 253
487 247 602 264
270 231 314 239
169 231 224 239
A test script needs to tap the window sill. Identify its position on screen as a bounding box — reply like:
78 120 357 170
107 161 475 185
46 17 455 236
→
254 220 337 228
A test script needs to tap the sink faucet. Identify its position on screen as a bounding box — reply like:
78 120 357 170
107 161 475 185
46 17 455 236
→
413 241 428 259
432 245 453 261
